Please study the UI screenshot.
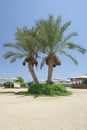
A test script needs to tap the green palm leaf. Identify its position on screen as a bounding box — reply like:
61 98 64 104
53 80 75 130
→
40 58 46 69
63 43 86 53
3 51 17 59
59 50 78 65
60 21 71 33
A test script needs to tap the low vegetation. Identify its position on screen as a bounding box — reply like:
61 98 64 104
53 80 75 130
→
16 83 72 96
13 77 26 88
3 81 14 88
3 77 26 88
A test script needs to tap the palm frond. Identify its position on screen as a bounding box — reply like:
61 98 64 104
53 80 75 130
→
4 42 18 48
10 54 27 63
63 43 87 53
60 21 71 33
40 57 46 69
61 32 78 44
3 51 17 59
55 16 62 27
59 50 78 65
3 51 27 63
10 57 17 63
4 42 27 53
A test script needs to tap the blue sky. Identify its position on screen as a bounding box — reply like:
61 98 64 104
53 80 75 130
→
0 0 87 82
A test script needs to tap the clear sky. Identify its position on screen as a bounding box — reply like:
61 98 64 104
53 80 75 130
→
0 0 87 82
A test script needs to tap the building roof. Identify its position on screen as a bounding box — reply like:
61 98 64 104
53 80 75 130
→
53 78 70 83
69 76 87 81
0 78 16 81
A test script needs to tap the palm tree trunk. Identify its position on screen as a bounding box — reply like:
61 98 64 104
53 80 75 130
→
28 63 39 84
47 59 53 84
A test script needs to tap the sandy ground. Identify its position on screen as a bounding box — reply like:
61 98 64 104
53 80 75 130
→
0 87 87 130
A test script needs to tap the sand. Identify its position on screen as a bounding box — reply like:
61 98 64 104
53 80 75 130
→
0 87 87 130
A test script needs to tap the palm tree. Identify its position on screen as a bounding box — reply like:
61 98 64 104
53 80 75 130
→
36 15 86 84
3 27 39 84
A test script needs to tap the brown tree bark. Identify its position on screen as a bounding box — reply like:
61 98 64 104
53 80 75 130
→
28 63 39 84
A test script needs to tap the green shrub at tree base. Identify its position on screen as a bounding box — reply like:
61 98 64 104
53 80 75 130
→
52 84 67 93
27 83 71 96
